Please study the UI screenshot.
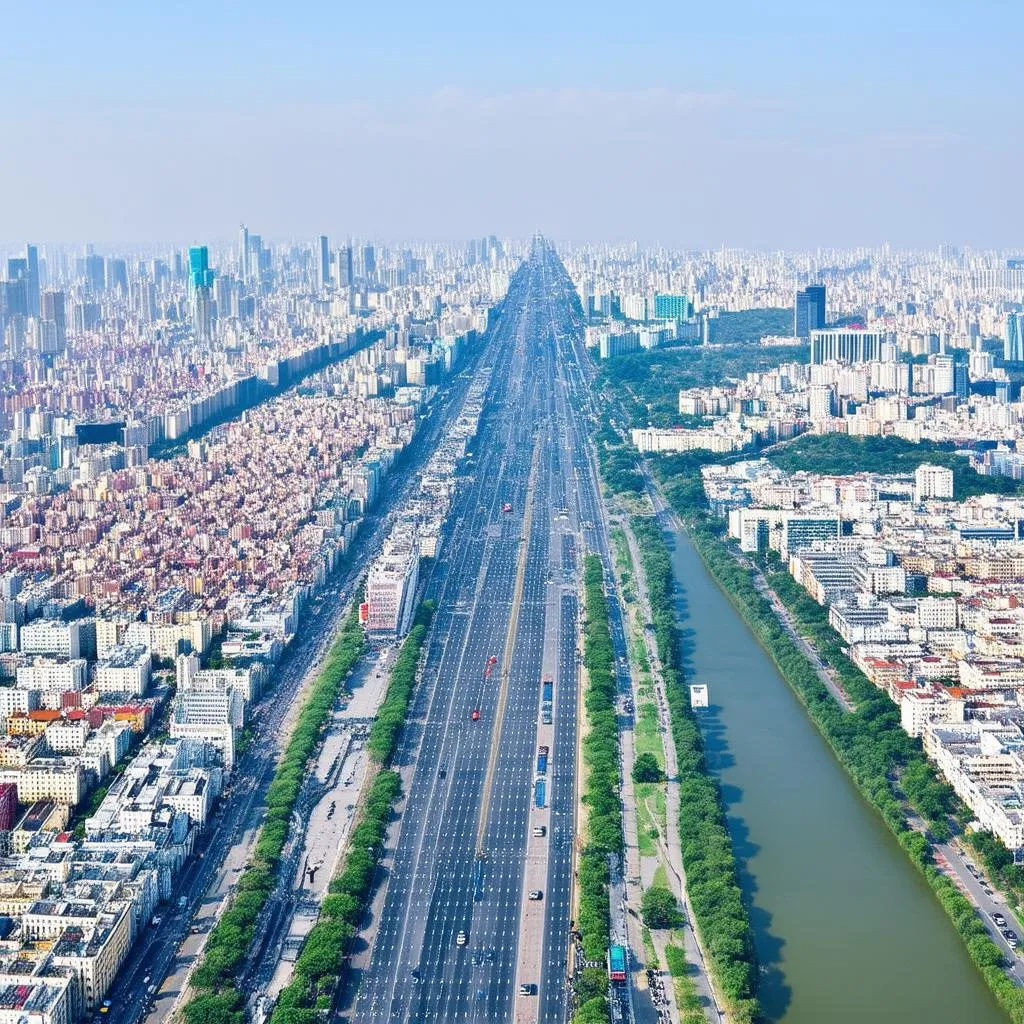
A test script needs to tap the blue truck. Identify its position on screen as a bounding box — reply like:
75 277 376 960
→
534 778 546 808
608 944 627 982
536 745 549 775
541 679 553 724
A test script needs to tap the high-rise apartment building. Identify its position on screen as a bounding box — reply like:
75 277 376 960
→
24 245 40 317
38 290 66 355
316 234 330 288
795 285 827 339
361 244 376 280
1005 312 1024 362
654 293 692 321
914 464 954 503
238 224 249 285
809 329 883 365
335 246 353 288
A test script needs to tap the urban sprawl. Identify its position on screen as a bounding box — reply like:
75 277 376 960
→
2 237 1024 1021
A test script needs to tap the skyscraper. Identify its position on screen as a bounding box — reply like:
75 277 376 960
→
336 247 353 288
37 290 66 355
24 245 39 317
5 259 28 317
188 246 215 344
85 252 106 293
1005 312 1024 362
361 244 376 280
238 224 249 286
316 235 330 288
794 285 827 339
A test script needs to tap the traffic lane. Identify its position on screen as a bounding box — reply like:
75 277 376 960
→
356 347 536 1017
937 843 1024 972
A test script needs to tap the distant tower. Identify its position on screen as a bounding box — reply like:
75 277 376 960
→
1005 312 1024 362
336 247 353 288
794 285 826 339
317 234 330 288
188 246 215 344
24 245 40 317
39 290 66 355
361 244 376 280
238 224 249 286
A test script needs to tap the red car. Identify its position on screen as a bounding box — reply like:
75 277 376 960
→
471 709 481 721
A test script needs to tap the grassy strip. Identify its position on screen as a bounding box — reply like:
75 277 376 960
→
657 467 1024 1023
575 554 625 1024
183 594 367 1024
630 514 760 1024
269 601 435 1023
665 943 716 1024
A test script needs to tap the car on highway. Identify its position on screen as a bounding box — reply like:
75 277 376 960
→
532 825 546 837
993 912 1007 927
456 930 468 946
519 983 537 996
528 890 543 901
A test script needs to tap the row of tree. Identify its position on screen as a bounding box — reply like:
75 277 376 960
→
629 515 760 1023
659 467 1024 1023
268 600 436 1023
367 601 436 762
183 593 368 1024
576 554 624 1024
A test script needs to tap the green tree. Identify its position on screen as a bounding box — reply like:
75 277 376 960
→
641 884 682 929
632 752 664 783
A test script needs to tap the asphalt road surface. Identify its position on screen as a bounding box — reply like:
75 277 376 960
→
350 241 610 1023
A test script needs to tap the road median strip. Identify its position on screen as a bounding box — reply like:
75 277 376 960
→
574 553 624 1024
268 600 435 1023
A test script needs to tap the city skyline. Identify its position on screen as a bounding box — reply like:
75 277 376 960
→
3 0 1022 247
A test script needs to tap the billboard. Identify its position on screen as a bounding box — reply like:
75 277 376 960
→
689 684 709 709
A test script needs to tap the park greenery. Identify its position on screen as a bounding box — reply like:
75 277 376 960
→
632 752 664 784
628 515 759 1023
269 600 435 1023
182 593 367 1024
651 460 1024 1022
575 554 625 1024
640 884 682 929
665 943 711 1024
596 339 807 429
767 433 1024 501
706 308 793 345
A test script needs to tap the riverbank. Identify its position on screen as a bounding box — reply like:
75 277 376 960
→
611 519 729 1024
648 462 1024 1023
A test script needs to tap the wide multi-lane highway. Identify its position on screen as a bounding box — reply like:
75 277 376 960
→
349 241 612 1024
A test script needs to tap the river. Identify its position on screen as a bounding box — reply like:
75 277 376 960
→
664 523 1007 1024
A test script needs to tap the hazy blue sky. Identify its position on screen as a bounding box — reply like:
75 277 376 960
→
2 0 1021 248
